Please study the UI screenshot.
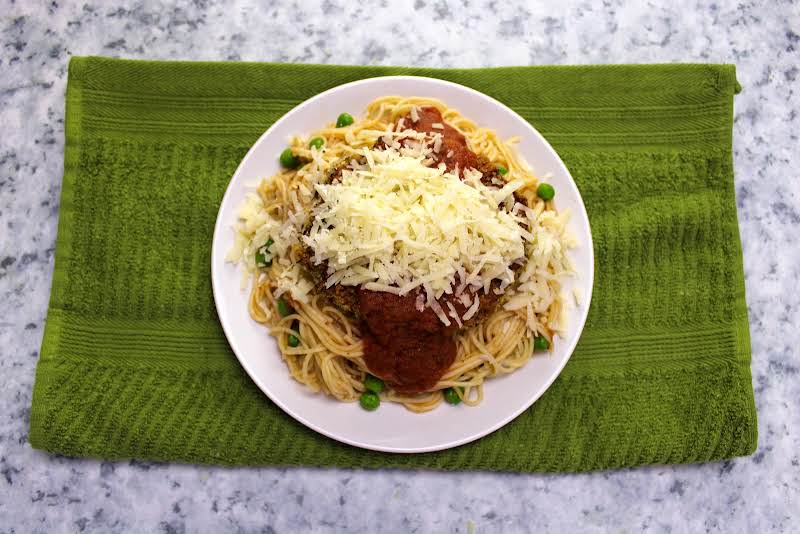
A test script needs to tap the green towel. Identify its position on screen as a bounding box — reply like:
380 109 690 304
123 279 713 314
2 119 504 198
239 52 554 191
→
29 57 757 472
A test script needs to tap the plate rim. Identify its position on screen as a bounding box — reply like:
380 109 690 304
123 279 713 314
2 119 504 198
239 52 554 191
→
211 75 595 453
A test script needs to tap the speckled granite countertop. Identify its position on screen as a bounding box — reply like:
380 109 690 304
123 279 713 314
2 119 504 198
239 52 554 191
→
1 0 798 532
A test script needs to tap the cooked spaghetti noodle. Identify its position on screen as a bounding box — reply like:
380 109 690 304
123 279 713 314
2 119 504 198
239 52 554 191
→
227 96 576 412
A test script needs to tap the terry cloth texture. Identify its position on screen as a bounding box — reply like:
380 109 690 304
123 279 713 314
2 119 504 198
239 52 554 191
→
29 57 757 472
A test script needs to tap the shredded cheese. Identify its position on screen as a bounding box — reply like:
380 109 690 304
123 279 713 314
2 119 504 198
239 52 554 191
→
227 118 576 330
303 148 526 310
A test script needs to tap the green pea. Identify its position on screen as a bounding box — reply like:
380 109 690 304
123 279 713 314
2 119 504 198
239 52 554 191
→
276 297 292 317
537 183 555 201
279 147 301 169
287 333 300 347
255 250 268 267
286 319 301 347
443 387 462 405
497 165 508 175
359 391 380 411
336 112 354 128
364 374 385 394
534 335 550 352
255 237 274 267
309 137 325 149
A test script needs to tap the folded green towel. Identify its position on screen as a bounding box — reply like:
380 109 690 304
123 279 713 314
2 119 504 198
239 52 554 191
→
29 57 756 471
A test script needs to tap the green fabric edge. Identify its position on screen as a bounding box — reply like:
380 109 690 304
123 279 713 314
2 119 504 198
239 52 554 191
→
29 58 86 449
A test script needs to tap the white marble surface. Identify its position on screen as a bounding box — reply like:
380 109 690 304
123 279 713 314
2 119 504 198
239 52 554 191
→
1 0 798 531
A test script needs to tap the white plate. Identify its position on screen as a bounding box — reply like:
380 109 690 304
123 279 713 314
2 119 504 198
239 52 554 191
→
211 76 594 453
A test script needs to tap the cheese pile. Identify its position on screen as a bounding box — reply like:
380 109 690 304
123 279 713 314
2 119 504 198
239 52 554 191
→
228 126 576 332
302 149 528 324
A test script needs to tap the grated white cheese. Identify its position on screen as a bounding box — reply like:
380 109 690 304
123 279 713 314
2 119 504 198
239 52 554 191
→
432 133 443 153
415 293 425 312
446 301 463 328
227 121 576 331
461 294 482 321
502 204 575 334
573 286 582 306
303 148 526 313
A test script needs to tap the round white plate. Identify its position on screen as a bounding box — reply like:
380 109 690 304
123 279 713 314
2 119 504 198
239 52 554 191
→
211 76 594 453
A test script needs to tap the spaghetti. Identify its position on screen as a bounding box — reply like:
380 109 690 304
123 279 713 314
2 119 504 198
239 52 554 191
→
227 96 576 413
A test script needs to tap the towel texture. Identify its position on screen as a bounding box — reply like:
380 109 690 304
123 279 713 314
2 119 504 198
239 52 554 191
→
29 57 756 471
